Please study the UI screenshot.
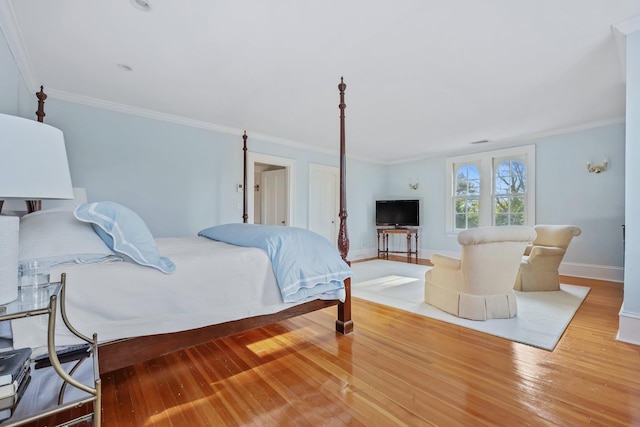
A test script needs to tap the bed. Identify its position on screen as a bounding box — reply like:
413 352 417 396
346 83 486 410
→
10 80 353 374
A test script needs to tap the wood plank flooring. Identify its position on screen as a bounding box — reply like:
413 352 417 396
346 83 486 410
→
64 261 640 425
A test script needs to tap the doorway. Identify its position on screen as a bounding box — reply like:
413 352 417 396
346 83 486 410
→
246 153 295 225
255 163 286 225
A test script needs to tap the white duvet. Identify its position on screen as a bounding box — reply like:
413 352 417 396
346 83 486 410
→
11 236 300 354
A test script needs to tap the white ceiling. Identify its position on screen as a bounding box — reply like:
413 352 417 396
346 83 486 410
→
1 1 639 163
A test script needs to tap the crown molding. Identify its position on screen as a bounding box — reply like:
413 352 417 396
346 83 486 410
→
46 85 394 165
49 88 243 135
388 116 626 165
47 88 347 158
613 14 640 35
0 1 37 91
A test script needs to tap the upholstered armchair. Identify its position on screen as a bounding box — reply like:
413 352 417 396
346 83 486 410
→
514 225 581 292
424 226 536 321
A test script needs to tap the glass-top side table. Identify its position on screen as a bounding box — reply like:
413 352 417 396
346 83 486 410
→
0 275 101 426
0 284 61 320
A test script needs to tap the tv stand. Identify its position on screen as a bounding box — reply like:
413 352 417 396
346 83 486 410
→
377 227 419 263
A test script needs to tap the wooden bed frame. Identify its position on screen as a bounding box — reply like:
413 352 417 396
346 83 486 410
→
34 81 354 374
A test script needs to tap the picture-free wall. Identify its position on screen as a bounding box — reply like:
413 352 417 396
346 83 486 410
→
384 123 625 280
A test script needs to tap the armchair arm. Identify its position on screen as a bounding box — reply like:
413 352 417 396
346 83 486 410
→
430 253 462 270
527 245 565 260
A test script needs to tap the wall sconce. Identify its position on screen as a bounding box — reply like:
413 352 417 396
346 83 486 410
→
408 178 419 190
586 159 608 174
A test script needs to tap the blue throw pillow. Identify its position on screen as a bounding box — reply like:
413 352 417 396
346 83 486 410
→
74 202 175 273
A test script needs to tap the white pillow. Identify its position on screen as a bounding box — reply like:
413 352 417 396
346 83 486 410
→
19 207 115 266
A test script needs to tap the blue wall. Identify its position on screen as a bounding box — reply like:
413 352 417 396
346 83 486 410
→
29 97 392 240
386 124 626 271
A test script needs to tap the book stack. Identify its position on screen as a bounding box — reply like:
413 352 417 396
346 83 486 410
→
0 347 32 421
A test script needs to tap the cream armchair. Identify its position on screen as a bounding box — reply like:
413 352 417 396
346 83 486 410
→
514 225 581 292
424 226 536 321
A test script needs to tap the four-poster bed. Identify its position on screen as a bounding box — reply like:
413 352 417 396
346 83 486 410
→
11 79 353 375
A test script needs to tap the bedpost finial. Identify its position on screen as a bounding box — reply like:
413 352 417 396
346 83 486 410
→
338 77 346 92
36 85 47 122
36 85 47 100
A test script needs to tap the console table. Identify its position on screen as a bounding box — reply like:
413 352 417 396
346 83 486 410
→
377 228 419 263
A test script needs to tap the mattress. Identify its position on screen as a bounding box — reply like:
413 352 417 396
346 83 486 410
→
11 236 300 355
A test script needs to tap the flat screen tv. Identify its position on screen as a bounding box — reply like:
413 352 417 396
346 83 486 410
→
375 199 420 228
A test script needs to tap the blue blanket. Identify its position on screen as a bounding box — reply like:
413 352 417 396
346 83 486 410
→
198 224 352 303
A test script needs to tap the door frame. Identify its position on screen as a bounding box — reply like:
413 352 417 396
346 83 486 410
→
246 152 296 225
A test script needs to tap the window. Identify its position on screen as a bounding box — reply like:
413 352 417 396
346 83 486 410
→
494 159 526 226
445 145 535 232
454 164 480 229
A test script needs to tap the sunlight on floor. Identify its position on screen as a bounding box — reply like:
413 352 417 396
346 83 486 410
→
247 328 316 357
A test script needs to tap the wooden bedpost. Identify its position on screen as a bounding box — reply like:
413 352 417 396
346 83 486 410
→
26 86 48 213
337 77 349 263
336 77 353 335
242 131 248 223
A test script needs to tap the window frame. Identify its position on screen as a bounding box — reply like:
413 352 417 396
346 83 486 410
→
445 145 535 234
452 162 481 230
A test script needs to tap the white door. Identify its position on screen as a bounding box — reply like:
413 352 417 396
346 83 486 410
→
261 169 287 225
309 164 339 247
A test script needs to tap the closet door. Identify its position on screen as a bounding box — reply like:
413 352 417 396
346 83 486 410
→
309 164 339 247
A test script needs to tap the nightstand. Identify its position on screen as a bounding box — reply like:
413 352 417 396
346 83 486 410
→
0 274 101 426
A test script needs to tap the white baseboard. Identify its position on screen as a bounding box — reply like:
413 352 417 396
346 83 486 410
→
559 262 624 283
347 248 376 262
617 309 640 346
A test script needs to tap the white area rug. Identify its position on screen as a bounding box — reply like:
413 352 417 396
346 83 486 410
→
351 260 590 350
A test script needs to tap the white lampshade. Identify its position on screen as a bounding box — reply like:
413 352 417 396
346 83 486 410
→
0 113 73 199
0 113 74 304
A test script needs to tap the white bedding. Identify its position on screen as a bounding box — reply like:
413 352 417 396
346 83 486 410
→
11 236 304 354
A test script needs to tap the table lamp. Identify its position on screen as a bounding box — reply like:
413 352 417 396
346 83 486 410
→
0 113 73 304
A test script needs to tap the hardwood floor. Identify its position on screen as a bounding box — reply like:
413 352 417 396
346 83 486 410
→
94 260 638 426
